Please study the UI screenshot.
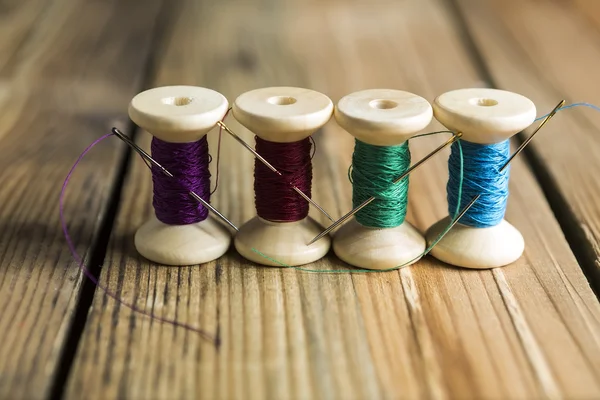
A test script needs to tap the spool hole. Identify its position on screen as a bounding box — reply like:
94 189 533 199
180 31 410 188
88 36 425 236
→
162 96 194 106
267 96 297 105
369 99 398 109
469 98 498 107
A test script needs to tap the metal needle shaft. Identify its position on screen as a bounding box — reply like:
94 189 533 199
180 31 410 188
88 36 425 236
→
308 132 463 245
418 194 482 249
217 121 334 222
500 100 565 173
440 195 480 238
112 128 173 177
111 128 239 232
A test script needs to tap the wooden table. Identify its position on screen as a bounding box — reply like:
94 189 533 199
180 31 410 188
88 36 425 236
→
1 0 599 398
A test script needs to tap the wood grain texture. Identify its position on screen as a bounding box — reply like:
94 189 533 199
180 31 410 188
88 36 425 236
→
0 0 163 398
65 0 600 398
453 0 600 287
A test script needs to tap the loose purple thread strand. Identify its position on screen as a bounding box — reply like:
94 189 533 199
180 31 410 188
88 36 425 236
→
60 133 215 343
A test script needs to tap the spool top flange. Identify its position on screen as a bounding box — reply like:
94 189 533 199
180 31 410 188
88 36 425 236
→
335 89 433 146
233 87 333 142
433 88 536 144
129 86 229 143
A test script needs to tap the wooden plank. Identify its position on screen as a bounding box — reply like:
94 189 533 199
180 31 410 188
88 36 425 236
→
0 0 164 398
66 0 600 398
452 0 600 288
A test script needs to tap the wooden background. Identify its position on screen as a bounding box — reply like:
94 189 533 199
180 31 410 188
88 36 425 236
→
1 0 599 398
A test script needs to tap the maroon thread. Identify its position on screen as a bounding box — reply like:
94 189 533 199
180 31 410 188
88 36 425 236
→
254 136 312 222
151 136 210 224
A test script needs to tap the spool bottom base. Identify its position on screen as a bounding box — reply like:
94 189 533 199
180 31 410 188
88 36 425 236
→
425 217 524 269
333 219 425 270
135 214 231 266
234 216 331 266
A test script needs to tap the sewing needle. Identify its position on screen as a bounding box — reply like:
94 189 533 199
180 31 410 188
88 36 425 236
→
112 128 239 232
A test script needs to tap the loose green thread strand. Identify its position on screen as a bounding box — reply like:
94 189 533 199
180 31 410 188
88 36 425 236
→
251 132 464 273
453 137 464 219
351 140 411 228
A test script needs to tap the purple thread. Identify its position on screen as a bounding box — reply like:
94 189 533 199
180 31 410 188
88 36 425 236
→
254 136 312 222
151 136 211 224
60 133 215 343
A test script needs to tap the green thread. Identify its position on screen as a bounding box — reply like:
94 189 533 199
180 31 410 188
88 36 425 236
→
250 132 465 273
351 140 410 228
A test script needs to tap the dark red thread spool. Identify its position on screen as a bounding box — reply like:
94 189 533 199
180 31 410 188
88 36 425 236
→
254 136 313 222
232 86 334 266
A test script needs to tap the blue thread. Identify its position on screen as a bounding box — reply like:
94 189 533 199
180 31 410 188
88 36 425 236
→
535 102 600 121
447 140 510 227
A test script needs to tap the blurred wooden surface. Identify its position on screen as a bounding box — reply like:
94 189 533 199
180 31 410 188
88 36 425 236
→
0 0 163 398
454 0 600 291
0 0 599 399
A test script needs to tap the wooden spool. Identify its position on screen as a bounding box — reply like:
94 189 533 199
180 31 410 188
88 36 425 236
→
426 88 536 269
128 85 231 266
232 87 333 266
333 89 432 269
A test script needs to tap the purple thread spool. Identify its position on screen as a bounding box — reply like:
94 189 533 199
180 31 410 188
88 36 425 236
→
231 87 334 267
128 86 231 266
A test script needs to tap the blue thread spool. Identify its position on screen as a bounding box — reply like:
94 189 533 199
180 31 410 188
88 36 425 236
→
333 89 432 270
426 88 536 269
129 86 231 265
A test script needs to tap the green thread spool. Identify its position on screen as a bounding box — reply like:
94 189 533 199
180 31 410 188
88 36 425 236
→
333 89 432 270
352 140 410 228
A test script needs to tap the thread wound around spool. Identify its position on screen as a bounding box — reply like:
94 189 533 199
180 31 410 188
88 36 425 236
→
351 140 411 228
447 140 510 228
254 137 312 222
151 137 212 225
